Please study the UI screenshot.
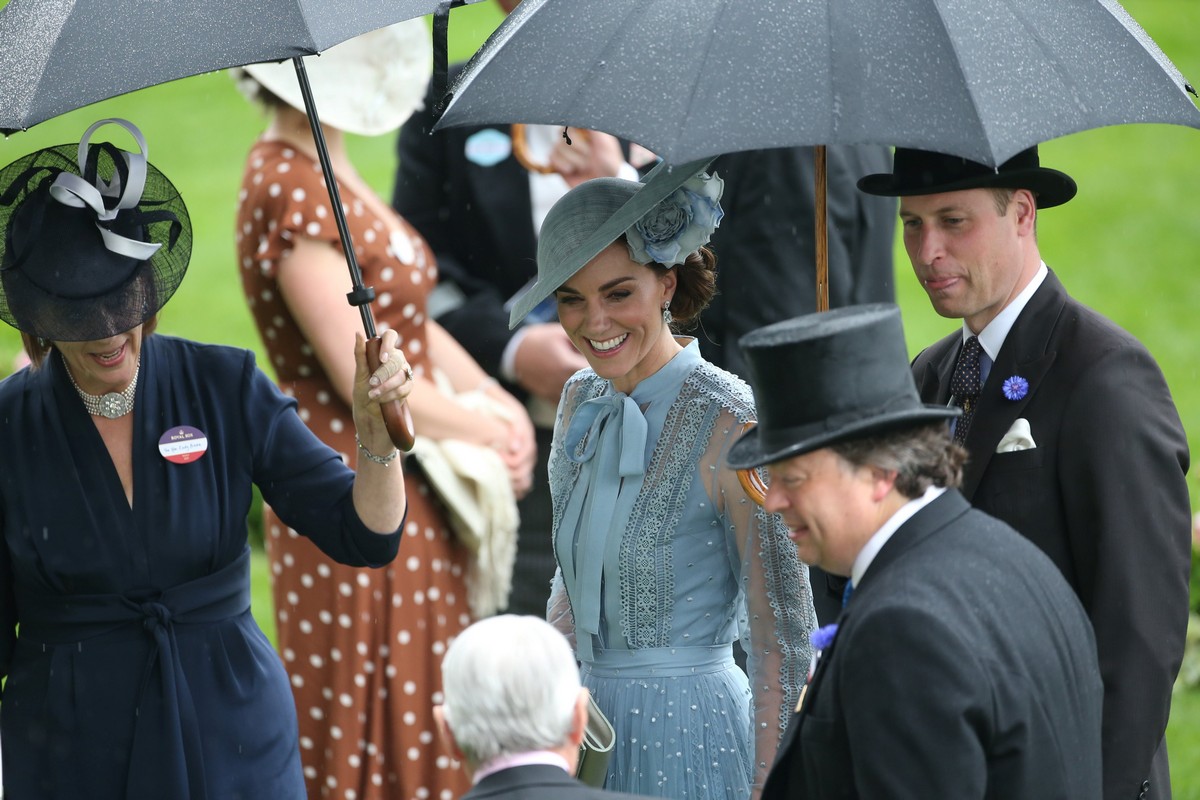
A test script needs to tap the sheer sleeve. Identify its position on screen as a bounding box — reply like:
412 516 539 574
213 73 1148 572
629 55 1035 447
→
703 414 815 793
544 371 593 648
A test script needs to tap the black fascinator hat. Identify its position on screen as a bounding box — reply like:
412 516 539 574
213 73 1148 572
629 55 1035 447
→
0 118 191 342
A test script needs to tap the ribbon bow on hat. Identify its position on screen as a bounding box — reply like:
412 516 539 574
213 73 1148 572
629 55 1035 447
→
558 393 648 661
47 118 163 262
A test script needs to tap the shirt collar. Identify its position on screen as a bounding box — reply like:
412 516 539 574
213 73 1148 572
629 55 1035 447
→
964 261 1048 362
851 485 946 587
473 751 571 784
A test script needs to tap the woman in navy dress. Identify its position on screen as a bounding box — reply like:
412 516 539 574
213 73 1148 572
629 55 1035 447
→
0 119 414 799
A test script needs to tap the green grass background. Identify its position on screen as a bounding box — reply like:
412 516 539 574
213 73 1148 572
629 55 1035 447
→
0 0 1197 792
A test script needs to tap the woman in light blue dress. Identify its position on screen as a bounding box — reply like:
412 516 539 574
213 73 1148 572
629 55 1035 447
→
507 159 816 799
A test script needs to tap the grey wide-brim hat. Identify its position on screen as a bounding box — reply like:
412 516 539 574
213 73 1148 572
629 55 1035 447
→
508 156 713 329
727 304 960 470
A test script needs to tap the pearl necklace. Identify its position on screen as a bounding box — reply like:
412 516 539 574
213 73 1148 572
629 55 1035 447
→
65 360 140 419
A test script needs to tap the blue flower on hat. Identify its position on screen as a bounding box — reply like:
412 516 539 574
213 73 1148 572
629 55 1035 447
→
626 171 724 266
1002 375 1029 401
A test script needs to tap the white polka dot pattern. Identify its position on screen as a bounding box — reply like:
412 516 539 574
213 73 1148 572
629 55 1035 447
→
237 140 468 800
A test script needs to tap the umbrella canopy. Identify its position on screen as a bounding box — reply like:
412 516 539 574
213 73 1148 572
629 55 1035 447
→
436 0 1200 167
0 0 484 134
0 0 485 448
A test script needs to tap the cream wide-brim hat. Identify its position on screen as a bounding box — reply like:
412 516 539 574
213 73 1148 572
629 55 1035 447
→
239 19 432 137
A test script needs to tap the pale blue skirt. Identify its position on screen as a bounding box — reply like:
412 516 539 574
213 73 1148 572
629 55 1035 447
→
582 644 752 799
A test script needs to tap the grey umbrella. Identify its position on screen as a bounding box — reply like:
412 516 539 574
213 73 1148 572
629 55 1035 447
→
0 0 486 449
434 0 1200 310
437 0 1199 167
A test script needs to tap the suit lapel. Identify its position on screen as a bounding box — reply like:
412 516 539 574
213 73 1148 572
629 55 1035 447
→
915 334 959 407
959 273 1069 498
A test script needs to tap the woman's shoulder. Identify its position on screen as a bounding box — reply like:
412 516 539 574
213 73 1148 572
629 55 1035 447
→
685 360 756 424
563 367 605 400
147 335 258 379
0 361 40 405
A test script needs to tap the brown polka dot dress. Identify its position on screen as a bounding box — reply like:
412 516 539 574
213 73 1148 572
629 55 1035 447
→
236 139 471 800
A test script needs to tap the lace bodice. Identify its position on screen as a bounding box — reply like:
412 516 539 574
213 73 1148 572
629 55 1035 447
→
547 340 815 789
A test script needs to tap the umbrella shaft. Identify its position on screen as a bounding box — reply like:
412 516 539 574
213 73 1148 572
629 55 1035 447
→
291 57 377 339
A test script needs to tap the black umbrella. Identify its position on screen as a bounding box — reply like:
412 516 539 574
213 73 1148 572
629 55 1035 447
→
0 0 488 449
435 0 1200 311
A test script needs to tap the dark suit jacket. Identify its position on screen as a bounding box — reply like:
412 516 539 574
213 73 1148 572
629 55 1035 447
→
912 270 1192 800
462 764 654 800
762 490 1104 800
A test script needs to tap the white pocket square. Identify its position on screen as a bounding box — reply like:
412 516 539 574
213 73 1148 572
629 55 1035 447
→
996 418 1036 452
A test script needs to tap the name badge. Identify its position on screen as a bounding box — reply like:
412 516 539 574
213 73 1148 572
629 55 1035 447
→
158 425 208 464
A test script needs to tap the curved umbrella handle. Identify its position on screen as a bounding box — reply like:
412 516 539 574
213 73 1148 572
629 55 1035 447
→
512 124 592 175
366 336 416 452
737 466 768 506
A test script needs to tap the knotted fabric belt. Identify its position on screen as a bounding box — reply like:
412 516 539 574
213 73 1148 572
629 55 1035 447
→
582 643 735 677
19 547 252 800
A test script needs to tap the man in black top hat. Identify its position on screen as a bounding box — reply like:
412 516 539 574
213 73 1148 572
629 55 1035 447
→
859 147 1191 800
728 304 1103 799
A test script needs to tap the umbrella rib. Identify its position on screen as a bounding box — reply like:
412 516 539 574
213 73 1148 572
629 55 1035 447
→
922 0 993 164
664 0 727 159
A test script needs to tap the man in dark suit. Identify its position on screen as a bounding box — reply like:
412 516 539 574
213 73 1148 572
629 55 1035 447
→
727 304 1104 799
859 148 1192 800
395 59 895 625
435 614 654 800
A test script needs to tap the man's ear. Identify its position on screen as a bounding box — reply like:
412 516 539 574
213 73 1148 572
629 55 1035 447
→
563 688 591 775
569 688 590 748
869 466 899 502
433 705 468 765
1012 188 1037 236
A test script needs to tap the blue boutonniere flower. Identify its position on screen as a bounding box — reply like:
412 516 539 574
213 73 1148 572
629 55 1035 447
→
1002 375 1029 401
811 623 839 652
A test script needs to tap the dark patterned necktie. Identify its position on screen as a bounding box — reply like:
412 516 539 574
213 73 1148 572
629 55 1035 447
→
950 336 982 445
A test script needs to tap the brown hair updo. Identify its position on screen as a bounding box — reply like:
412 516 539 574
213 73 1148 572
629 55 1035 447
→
650 245 717 330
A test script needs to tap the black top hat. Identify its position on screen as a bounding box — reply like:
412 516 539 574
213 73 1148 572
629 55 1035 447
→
727 304 960 470
857 146 1077 209
0 118 190 342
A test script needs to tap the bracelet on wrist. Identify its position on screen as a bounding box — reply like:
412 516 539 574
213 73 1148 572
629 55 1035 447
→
356 434 399 466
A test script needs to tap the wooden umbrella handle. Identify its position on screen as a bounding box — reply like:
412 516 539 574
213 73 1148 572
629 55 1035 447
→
512 124 592 174
365 336 416 453
737 466 769 506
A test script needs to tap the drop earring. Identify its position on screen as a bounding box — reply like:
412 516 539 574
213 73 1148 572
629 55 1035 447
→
662 301 673 326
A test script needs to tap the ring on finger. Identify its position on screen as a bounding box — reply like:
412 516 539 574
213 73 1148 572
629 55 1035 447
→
403 366 414 383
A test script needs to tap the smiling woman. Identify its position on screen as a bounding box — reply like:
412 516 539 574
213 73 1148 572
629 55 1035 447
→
0 117 415 799
507 159 816 798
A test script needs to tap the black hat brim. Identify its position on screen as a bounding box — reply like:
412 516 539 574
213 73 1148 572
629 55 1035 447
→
727 405 960 471
859 159 1075 208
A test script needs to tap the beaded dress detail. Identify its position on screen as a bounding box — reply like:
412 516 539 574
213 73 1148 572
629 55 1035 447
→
547 340 815 798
